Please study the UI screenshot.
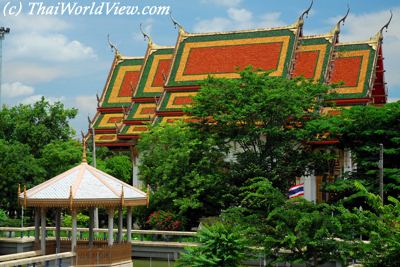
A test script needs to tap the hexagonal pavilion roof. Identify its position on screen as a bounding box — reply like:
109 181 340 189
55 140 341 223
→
19 162 147 208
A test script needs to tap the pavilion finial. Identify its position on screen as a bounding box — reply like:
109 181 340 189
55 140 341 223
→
298 0 313 24
376 10 393 40
170 12 185 33
23 185 27 208
140 23 153 46
107 34 122 60
331 5 350 35
81 131 87 163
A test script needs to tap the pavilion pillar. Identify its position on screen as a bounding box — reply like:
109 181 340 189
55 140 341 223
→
34 208 40 243
40 208 46 255
88 207 95 247
107 208 114 246
117 206 123 243
71 209 77 251
55 209 61 254
126 207 132 242
94 208 99 235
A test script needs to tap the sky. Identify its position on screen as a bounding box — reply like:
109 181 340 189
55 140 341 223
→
0 0 399 135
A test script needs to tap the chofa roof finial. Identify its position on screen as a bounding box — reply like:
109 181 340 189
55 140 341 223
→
331 5 350 35
377 10 393 40
299 0 313 23
170 12 185 33
140 23 153 46
87 116 93 129
107 34 122 59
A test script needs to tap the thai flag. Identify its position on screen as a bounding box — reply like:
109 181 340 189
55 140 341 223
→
289 183 304 199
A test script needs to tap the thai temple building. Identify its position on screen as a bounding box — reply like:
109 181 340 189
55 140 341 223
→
88 5 391 203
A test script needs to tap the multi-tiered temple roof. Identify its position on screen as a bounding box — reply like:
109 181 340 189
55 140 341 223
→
89 7 391 148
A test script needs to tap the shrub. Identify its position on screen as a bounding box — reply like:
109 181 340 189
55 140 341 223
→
63 212 89 227
146 210 183 231
177 222 249 267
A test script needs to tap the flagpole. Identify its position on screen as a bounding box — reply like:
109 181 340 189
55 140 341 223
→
0 27 10 110
88 116 99 231
379 143 384 203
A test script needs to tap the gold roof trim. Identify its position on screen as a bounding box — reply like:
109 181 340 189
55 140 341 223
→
335 38 380 50
17 198 147 208
300 33 335 43
186 22 300 37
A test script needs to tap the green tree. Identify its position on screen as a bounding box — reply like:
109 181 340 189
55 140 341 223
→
63 212 90 228
0 139 45 212
346 183 400 267
189 68 333 193
39 140 82 180
0 97 77 157
239 177 286 216
177 222 249 267
308 101 400 201
97 155 133 184
224 180 400 267
221 177 287 248
263 199 367 267
137 122 227 228
0 98 77 213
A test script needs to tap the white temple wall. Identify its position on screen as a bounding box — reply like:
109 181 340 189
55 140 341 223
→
301 172 316 202
343 148 353 174
132 154 141 187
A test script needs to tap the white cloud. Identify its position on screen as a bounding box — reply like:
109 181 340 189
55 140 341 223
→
21 95 64 105
74 95 97 115
388 97 399 103
6 15 69 33
133 18 154 42
6 15 95 62
4 63 65 84
227 8 252 22
9 32 96 62
194 17 233 32
193 8 284 32
3 15 97 87
58 95 98 134
2 82 34 98
20 95 43 105
259 12 285 28
201 0 242 8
